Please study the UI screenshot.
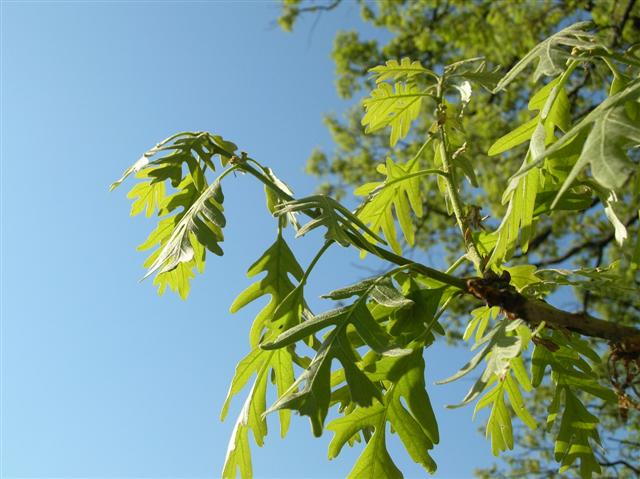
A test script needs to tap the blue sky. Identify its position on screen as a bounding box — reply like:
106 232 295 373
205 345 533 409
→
1 2 496 477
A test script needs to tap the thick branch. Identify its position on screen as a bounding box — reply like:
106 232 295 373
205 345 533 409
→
466 275 640 353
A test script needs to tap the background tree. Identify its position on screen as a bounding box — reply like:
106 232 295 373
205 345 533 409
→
276 1 640 477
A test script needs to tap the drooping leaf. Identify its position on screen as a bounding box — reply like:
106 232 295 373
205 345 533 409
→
221 236 310 477
263 275 411 435
487 82 574 266
261 167 299 230
438 319 523 403
463 306 499 343
327 351 438 478
553 388 602 478
230 234 304 347
275 195 385 248
222 410 253 479
132 174 205 299
142 176 226 279
112 132 240 298
111 131 237 191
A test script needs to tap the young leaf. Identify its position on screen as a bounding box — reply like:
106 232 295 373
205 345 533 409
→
355 158 427 254
127 171 166 217
275 195 385 248
230 234 304 347
222 409 253 479
493 22 593 92
553 388 602 478
111 131 237 191
143 176 226 280
446 58 502 92
438 319 522 390
221 237 309 476
263 275 411 435
327 352 438 477
562 105 639 195
369 57 434 83
487 81 571 266
362 82 428 146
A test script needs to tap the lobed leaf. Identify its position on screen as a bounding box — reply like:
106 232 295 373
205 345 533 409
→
355 158 427 254
362 82 428 146
369 57 434 83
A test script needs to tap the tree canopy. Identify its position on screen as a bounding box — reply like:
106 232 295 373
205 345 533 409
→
113 3 640 478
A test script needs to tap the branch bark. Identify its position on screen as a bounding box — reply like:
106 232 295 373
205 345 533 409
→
466 274 640 354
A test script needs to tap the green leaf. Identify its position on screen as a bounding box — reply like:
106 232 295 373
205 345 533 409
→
488 117 538 156
463 306 499 343
493 22 593 92
487 81 572 266
222 415 252 479
275 195 385 248
221 237 309 477
264 275 412 435
570 106 639 192
230 235 304 347
503 264 541 292
127 172 166 217
369 57 433 83
323 276 413 310
529 80 640 206
143 176 226 280
446 58 502 91
438 320 523 407
504 374 537 430
327 352 438 477
132 174 206 299
362 82 427 146
486 387 513 456
553 388 602 478
262 167 299 229
267 325 381 437
355 158 427 254
111 131 237 191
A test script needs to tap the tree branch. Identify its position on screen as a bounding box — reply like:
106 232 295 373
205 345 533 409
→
239 160 640 354
466 273 640 354
597 460 640 475
535 214 639 267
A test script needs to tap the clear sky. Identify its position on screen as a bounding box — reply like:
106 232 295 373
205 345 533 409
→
1 2 496 478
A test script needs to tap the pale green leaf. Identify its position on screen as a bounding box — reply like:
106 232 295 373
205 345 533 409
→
493 22 593 92
369 57 434 83
356 158 427 254
362 82 427 146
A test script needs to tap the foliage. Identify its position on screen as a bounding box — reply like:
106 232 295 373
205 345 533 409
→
113 16 640 479
284 1 640 477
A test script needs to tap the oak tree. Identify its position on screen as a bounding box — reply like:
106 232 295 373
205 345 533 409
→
112 15 640 479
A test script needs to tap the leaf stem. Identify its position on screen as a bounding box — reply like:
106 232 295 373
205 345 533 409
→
406 135 434 169
236 161 468 290
435 78 484 274
301 241 333 284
